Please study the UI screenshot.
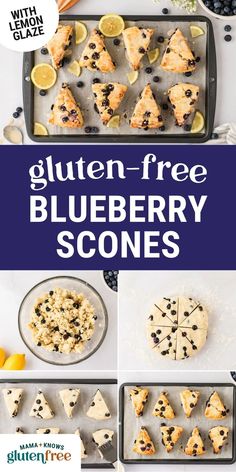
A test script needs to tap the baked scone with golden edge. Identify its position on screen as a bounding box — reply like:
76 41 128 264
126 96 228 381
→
168 83 199 127
130 84 164 129
205 391 227 420
47 24 73 70
129 387 149 417
122 26 154 70
92 82 127 125
133 427 155 456
185 427 206 456
152 392 175 419
209 426 229 454
79 29 115 73
180 390 200 418
160 426 183 452
49 83 84 128
161 28 196 73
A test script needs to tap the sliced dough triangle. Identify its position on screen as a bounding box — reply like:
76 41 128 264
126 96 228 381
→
160 425 183 452
180 389 200 417
133 427 155 456
92 82 127 125
59 388 80 418
92 429 114 458
179 303 208 330
36 428 60 434
147 325 175 349
155 297 178 325
16 427 24 434
176 328 207 361
205 391 227 419
177 297 200 325
47 24 73 70
153 329 177 360
129 387 149 417
79 29 115 73
2 388 24 418
122 26 154 70
209 426 229 454
87 389 111 420
29 390 54 420
185 427 205 456
168 83 199 126
49 83 84 128
152 392 175 419
130 84 164 129
161 28 196 73
75 429 88 459
148 303 174 327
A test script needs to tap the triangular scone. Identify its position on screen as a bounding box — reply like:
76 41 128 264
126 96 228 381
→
185 427 205 456
180 390 200 418
209 426 229 454
130 84 164 129
16 427 24 434
133 427 155 456
168 83 199 126
152 392 175 419
87 390 111 420
59 388 80 418
161 28 196 73
122 26 154 70
92 429 114 458
92 82 127 125
79 29 115 73
49 84 84 128
129 387 149 417
47 24 73 70
36 428 60 434
160 426 183 452
29 391 54 419
205 392 227 419
147 325 175 349
2 388 23 418
75 429 88 459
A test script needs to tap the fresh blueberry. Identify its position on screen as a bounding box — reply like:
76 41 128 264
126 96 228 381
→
91 127 99 134
41 47 48 55
211 132 219 139
85 126 92 134
145 67 152 74
16 107 23 114
162 103 168 110
13 112 20 119
39 89 47 96
224 25 232 32
184 124 191 132
92 78 100 84
77 81 84 88
160 125 165 132
113 38 120 46
157 36 165 43
162 8 169 14
231 372 236 382
224 34 232 41
184 71 192 77
153 76 160 83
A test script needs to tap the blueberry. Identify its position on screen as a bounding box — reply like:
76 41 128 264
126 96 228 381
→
224 25 232 32
77 81 84 88
162 8 169 14
195 56 201 63
184 71 192 77
91 127 99 134
145 67 152 74
153 76 160 83
157 36 164 43
16 107 23 114
160 125 165 132
162 103 168 110
231 372 236 382
92 78 100 84
184 124 191 132
113 38 120 46
41 47 48 55
85 126 92 134
211 132 219 139
224 34 232 41
39 89 47 96
13 112 20 119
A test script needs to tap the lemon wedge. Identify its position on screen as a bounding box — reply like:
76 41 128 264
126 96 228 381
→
127 70 139 85
34 122 49 136
75 21 88 44
31 63 57 90
107 115 120 128
191 111 205 133
190 25 205 38
148 48 160 64
99 14 125 37
68 60 81 77
0 347 6 368
3 354 26 370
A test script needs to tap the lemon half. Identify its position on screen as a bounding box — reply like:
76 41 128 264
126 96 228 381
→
190 25 205 38
34 122 49 136
127 70 139 85
3 354 26 370
191 111 205 133
68 60 81 77
31 63 57 90
107 115 120 128
99 14 125 37
148 48 160 64
75 21 88 44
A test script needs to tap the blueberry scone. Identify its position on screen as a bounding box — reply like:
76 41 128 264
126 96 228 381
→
2 388 23 418
36 428 60 434
87 390 111 420
205 392 228 419
92 429 114 458
92 82 128 125
59 388 80 418
122 26 154 70
161 28 196 73
160 425 183 452
47 24 73 70
29 391 54 420
152 392 175 419
75 429 88 459
208 426 229 454
49 84 84 128
133 427 155 456
168 83 199 127
16 427 24 434
130 84 164 129
129 387 149 417
184 427 206 456
79 29 115 73
180 390 200 418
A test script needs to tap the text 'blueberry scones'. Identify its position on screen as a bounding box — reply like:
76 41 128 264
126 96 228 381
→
180 389 200 418
130 84 164 129
129 387 149 417
49 84 84 128
47 24 73 70
152 392 175 419
184 427 205 456
160 425 183 452
168 83 199 127
80 29 115 73
208 426 229 454
205 391 228 419
161 28 196 74
133 427 156 455
122 26 154 70
92 82 128 125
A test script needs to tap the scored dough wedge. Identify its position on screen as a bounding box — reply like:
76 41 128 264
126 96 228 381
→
152 392 175 419
59 388 80 418
176 327 207 360
87 389 111 420
209 426 229 454
2 388 24 418
129 387 149 417
133 427 155 455
160 425 183 452
180 389 200 418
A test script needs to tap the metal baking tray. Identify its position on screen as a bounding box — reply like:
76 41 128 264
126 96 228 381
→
23 15 216 143
0 378 117 469
119 382 236 465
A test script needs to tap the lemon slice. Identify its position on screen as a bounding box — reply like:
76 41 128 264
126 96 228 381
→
99 14 125 37
107 115 120 128
190 25 205 38
34 122 49 136
191 111 205 133
127 70 139 85
148 48 160 64
68 60 81 77
31 63 57 90
75 21 88 44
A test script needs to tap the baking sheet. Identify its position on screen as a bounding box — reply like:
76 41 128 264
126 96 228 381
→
0 381 117 467
33 19 207 137
122 384 234 462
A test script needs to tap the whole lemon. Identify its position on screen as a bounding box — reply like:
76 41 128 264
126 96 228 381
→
0 347 6 367
3 354 26 370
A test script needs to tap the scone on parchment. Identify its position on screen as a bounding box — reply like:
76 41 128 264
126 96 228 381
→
133 426 155 456
168 83 199 126
47 24 73 70
122 26 154 70
161 28 196 73
129 387 149 417
130 84 164 129
185 427 206 456
80 29 115 73
92 82 127 125
49 83 84 128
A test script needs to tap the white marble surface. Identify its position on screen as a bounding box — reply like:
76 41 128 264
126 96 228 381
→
0 0 235 143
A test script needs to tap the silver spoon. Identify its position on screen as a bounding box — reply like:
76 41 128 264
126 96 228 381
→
3 125 23 144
